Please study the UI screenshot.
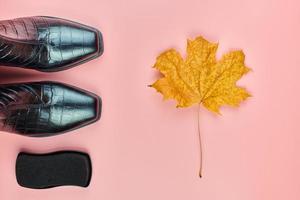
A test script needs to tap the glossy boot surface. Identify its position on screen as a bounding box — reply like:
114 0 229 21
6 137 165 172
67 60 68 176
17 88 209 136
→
0 81 101 137
0 16 103 72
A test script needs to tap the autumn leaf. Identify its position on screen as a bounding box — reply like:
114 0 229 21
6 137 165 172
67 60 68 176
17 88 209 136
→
150 36 251 177
150 36 251 113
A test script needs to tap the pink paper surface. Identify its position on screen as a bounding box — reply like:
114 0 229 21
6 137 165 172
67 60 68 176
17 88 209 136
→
0 0 299 199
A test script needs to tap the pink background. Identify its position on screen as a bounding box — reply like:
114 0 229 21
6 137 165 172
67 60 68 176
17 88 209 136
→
0 0 299 199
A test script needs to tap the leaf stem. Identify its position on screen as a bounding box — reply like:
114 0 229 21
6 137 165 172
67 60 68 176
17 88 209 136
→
198 103 203 178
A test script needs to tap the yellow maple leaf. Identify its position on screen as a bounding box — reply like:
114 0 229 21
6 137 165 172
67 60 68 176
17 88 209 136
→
150 36 251 113
150 36 251 177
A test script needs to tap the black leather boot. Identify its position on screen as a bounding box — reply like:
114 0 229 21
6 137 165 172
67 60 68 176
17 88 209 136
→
0 16 103 72
0 81 101 137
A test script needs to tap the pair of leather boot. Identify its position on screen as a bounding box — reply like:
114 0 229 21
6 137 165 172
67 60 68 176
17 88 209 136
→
0 16 103 137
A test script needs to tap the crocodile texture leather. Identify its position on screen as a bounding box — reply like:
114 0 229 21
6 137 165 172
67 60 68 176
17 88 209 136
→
0 81 101 137
0 16 103 72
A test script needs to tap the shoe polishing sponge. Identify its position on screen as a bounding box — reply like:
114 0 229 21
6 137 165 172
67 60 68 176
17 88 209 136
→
16 151 92 189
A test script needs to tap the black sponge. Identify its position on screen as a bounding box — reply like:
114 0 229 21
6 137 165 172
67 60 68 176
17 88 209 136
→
16 151 92 189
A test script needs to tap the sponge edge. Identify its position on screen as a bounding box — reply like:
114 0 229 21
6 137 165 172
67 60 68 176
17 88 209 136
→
16 151 92 189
